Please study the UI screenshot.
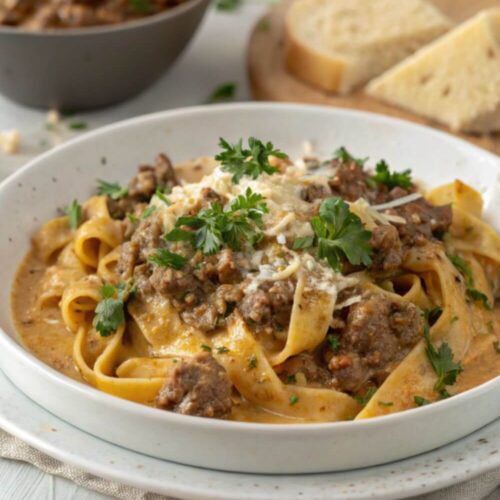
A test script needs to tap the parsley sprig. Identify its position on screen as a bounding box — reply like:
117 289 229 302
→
368 160 412 189
215 137 287 184
148 248 187 270
93 282 134 337
97 180 128 200
165 188 268 255
65 199 82 230
447 254 492 310
310 197 372 272
334 147 368 168
423 323 463 397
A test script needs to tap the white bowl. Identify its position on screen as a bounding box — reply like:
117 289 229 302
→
0 103 498 474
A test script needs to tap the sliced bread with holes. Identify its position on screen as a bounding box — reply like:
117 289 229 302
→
367 8 500 133
284 0 451 94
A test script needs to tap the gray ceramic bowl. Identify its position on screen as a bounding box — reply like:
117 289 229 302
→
0 0 210 111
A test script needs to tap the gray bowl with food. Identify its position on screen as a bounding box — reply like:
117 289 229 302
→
0 0 210 111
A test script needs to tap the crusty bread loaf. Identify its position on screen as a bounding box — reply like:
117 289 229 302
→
367 9 500 133
284 0 451 94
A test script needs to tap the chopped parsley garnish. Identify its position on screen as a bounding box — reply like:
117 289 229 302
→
155 187 171 206
128 205 157 223
216 346 230 354
378 401 394 407
93 282 132 337
327 333 341 352
128 0 152 14
289 394 299 406
215 137 287 184
493 341 500 354
354 387 377 406
334 147 367 167
68 120 87 131
148 248 187 270
423 323 463 396
426 306 443 326
310 197 372 272
96 180 128 200
215 0 241 11
414 396 430 407
65 199 82 230
207 83 237 103
201 344 212 352
286 374 297 384
369 160 412 189
447 254 492 310
292 235 315 250
165 187 268 255
248 354 258 369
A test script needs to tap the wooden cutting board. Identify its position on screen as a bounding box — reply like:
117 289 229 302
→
248 0 500 156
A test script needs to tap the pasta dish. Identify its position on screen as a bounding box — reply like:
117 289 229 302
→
12 138 500 423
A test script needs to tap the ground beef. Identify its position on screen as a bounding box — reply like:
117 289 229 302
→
129 212 164 262
327 294 423 393
150 266 198 297
238 280 296 331
156 353 232 418
192 249 241 284
117 241 140 279
107 154 178 219
276 353 332 387
301 183 332 202
387 199 452 246
181 304 219 331
369 224 404 273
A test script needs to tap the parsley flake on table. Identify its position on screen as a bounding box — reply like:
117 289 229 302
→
93 282 132 337
165 187 268 255
215 137 288 184
65 199 82 230
447 254 492 310
215 0 241 12
68 120 87 131
368 160 412 189
96 179 128 200
334 146 368 167
207 82 237 103
148 248 187 270
423 323 463 396
310 197 372 272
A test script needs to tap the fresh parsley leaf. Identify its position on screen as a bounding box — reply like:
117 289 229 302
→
216 346 230 354
215 0 241 11
467 288 492 310
289 394 299 406
68 120 87 130
148 248 187 270
141 205 156 219
65 199 82 230
93 283 128 337
207 83 237 103
327 333 340 352
426 306 443 326
414 396 430 406
493 341 500 354
165 187 268 255
369 160 412 189
292 235 315 250
447 254 492 310
423 323 463 394
96 180 128 200
201 344 212 352
127 213 139 224
354 387 377 406
128 0 152 14
334 147 368 167
378 401 394 407
248 354 258 369
155 188 171 206
311 197 372 272
216 137 287 184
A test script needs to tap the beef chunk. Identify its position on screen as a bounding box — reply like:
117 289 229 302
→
276 353 332 387
150 267 198 297
327 294 423 393
192 249 241 285
117 241 140 279
156 353 232 418
301 183 331 202
130 213 163 262
388 199 452 246
369 224 404 273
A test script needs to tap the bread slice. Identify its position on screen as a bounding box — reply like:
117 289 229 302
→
367 9 500 133
284 0 451 94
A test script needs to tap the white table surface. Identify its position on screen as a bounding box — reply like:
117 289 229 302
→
0 3 265 498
